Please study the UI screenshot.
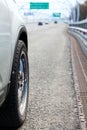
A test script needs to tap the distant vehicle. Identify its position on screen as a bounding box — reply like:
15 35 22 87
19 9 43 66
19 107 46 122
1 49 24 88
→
38 22 43 25
45 22 49 24
54 21 57 24
0 0 29 128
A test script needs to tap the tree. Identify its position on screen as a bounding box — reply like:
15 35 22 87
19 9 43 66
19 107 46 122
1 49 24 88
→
79 0 87 20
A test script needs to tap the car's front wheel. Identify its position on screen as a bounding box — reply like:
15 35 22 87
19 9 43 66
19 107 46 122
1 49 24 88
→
0 40 29 128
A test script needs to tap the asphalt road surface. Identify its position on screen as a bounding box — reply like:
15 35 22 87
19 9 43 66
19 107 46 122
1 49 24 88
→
19 23 81 130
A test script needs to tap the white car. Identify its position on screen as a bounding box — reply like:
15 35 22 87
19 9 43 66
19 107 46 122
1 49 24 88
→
0 0 29 128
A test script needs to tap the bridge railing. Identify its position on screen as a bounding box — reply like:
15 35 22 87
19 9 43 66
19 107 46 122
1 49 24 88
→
68 19 87 41
69 19 87 29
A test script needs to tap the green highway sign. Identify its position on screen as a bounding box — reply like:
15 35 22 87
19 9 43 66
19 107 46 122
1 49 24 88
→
53 13 61 17
30 2 49 9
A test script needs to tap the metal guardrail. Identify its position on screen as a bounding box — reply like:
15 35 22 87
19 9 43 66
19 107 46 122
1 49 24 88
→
68 19 87 55
68 19 87 41
69 19 87 29
68 26 87 40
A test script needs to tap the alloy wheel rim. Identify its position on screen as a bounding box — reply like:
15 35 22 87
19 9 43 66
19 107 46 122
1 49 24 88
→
18 51 28 116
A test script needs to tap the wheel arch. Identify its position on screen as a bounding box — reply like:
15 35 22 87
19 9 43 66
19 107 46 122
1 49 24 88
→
17 26 28 51
5 26 28 101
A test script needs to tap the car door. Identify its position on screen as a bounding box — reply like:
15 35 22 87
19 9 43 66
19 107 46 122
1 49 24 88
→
0 0 11 90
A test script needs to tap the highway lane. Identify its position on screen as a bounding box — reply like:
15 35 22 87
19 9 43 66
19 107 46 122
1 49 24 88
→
18 23 81 130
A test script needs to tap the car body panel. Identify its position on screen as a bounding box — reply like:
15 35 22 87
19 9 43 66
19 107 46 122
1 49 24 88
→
0 0 11 92
0 0 28 105
5 0 28 61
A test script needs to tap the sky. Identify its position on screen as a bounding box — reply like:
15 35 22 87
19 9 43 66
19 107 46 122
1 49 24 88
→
16 0 85 20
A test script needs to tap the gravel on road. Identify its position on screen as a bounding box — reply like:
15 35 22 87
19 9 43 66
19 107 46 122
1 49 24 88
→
19 24 81 130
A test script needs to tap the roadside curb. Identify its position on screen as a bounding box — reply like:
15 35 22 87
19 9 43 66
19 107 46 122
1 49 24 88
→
71 41 87 130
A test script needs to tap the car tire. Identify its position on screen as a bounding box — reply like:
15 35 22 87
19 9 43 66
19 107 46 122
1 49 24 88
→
0 40 29 128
